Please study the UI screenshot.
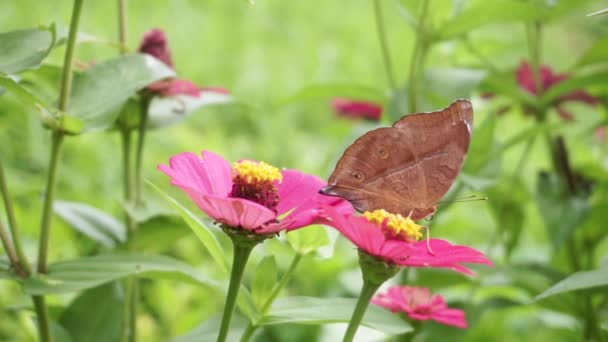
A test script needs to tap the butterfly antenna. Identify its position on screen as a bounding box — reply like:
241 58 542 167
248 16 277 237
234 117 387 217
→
421 225 435 255
438 194 488 204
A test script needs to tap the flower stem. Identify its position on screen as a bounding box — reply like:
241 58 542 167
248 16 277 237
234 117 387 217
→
134 97 150 205
342 280 380 342
117 0 128 54
373 0 396 92
34 1 84 340
218 242 255 342
240 253 303 342
407 0 431 114
121 129 136 232
0 162 30 276
32 296 53 342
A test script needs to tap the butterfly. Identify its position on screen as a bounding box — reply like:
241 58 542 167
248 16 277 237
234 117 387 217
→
320 99 473 220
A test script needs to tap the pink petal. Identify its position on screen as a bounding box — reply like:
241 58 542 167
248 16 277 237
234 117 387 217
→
516 61 537 95
331 98 383 121
388 239 492 275
276 170 325 215
148 79 202 98
200 86 230 94
138 28 174 68
158 150 232 196
190 193 276 230
430 308 468 328
322 205 385 256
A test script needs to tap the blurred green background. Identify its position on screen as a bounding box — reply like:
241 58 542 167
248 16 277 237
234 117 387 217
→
1 0 608 341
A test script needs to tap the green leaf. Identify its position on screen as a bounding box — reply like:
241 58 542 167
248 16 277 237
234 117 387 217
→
23 253 216 295
536 173 591 250
147 181 229 274
578 36 608 67
252 256 278 309
487 179 529 257
540 71 608 106
587 7 608 16
171 314 248 342
286 225 330 255
54 200 126 248
59 283 124 342
0 25 55 74
127 215 191 253
424 68 487 102
260 297 412 335
68 54 175 132
277 83 386 108
0 76 84 134
437 1 544 41
147 91 233 129
535 268 608 301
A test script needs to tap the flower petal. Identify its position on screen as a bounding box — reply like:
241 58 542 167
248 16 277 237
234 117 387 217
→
429 308 468 328
158 150 232 196
276 170 325 215
385 239 492 275
321 205 385 256
189 192 276 230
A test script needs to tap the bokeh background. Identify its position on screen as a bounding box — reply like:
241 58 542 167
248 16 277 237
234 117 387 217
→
1 0 607 341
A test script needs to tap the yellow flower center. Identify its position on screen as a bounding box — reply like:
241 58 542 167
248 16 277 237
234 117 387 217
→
232 160 282 184
363 209 423 242
230 160 282 212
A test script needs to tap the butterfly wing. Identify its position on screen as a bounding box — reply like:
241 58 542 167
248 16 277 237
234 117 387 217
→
322 99 473 219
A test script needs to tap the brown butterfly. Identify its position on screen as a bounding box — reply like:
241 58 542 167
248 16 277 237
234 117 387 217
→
320 99 473 220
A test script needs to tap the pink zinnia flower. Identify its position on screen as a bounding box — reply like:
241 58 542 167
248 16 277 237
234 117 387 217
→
321 206 492 275
517 60 599 121
159 150 352 234
331 98 383 121
373 286 467 328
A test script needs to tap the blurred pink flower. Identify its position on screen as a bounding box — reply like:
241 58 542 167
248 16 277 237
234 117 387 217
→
517 61 599 121
159 150 352 234
373 286 467 328
138 28 229 99
321 205 492 275
331 98 383 121
138 28 174 68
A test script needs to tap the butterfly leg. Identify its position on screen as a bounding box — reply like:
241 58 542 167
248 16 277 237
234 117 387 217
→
420 225 435 255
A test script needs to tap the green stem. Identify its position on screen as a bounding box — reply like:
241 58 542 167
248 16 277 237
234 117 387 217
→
0 216 21 275
342 281 380 342
58 0 84 112
118 0 128 54
240 253 303 342
34 1 84 340
373 0 396 92
0 162 29 276
37 131 64 274
134 97 150 205
218 243 255 342
121 129 136 232
32 296 52 342
407 0 431 114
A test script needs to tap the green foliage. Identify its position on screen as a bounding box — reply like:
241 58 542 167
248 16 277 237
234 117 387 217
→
0 25 55 74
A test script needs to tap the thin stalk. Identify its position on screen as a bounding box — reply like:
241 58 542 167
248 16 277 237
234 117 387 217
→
218 243 254 342
34 1 84 340
0 218 21 275
0 162 30 276
342 281 380 342
134 97 150 205
407 0 431 114
32 296 52 342
118 0 128 54
121 129 136 232
240 253 303 342
526 21 543 100
36 131 65 274
463 36 500 74
373 0 397 92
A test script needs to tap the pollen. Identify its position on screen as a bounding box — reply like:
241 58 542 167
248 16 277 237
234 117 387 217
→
363 209 423 242
232 160 283 184
230 160 282 212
